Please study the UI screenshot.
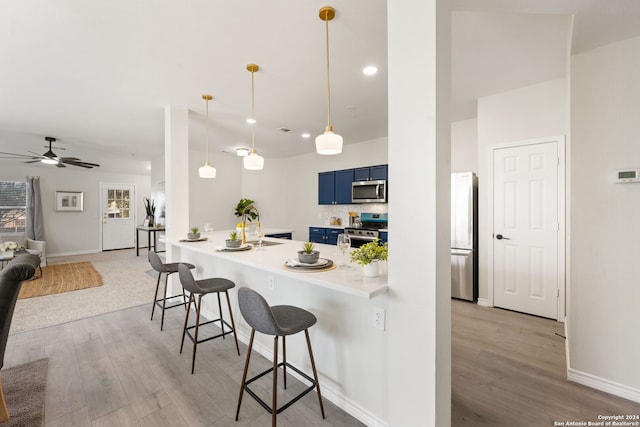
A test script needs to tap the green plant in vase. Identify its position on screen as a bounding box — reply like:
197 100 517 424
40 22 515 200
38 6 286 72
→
298 241 320 264
143 197 156 225
226 231 241 248
188 227 200 240
350 239 388 277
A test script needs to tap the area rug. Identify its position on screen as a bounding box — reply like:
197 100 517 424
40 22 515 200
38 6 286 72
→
0 358 48 426
18 262 103 299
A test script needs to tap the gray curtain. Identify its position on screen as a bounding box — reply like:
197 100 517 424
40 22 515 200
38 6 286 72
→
26 176 45 241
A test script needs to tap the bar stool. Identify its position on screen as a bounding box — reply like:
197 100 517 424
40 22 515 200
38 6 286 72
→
235 287 325 427
177 263 240 374
148 251 196 331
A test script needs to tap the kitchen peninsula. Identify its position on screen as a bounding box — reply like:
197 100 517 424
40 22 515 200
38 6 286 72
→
168 230 390 426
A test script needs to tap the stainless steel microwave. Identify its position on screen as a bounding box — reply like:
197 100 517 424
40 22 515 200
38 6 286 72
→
352 180 387 203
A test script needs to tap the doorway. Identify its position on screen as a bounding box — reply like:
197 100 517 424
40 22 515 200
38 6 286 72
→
489 137 565 320
100 183 136 251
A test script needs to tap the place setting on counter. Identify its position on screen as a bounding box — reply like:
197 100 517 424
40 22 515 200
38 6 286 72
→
284 242 336 272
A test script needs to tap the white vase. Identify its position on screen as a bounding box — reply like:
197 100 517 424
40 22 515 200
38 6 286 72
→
362 261 379 278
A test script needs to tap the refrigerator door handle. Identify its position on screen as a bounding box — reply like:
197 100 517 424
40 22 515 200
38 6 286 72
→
451 248 472 256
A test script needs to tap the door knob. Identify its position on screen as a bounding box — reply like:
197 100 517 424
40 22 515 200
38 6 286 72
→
496 234 510 240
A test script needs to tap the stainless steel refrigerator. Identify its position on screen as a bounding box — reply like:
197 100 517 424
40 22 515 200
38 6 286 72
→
451 172 478 301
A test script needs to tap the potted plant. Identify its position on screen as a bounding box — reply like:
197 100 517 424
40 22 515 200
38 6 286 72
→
226 231 242 248
234 198 257 222
298 241 320 264
350 239 388 277
187 227 200 240
144 197 156 226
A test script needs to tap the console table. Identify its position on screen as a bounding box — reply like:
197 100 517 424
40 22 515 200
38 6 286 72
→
136 226 165 256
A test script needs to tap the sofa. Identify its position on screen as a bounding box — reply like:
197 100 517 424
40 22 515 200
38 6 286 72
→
0 233 46 267
0 254 39 422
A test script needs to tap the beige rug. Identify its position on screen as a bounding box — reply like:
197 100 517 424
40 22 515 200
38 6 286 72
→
0 358 48 426
18 262 102 299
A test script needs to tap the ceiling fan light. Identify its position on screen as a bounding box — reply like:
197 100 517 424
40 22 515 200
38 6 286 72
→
243 151 264 170
41 157 58 165
198 162 217 178
236 147 250 157
315 130 343 155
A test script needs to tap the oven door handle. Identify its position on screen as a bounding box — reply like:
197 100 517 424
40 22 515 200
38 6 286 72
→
348 235 379 241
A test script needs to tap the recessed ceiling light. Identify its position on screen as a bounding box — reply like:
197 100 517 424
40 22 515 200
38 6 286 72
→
236 147 250 157
363 66 378 76
301 133 310 139
246 118 256 124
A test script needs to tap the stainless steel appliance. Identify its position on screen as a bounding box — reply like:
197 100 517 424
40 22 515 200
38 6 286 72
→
352 180 387 203
451 172 478 301
345 212 388 248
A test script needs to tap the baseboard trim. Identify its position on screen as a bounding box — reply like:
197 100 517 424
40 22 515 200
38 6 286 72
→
567 368 640 404
476 298 490 307
48 249 101 257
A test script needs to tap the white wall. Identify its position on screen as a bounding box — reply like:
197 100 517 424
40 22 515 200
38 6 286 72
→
477 78 568 300
451 118 478 173
0 164 150 255
569 36 640 393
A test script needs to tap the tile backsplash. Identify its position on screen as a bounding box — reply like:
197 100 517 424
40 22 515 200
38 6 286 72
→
317 204 388 227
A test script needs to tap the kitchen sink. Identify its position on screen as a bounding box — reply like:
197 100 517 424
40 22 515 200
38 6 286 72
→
246 240 285 247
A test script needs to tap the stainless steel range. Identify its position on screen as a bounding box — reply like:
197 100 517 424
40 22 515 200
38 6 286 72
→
345 213 388 248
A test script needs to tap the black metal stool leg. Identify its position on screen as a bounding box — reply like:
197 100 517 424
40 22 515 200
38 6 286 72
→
235 329 255 421
180 294 194 354
160 272 169 331
191 294 202 374
151 272 162 320
225 291 240 355
272 336 278 427
305 329 325 419
217 292 225 339
282 336 287 389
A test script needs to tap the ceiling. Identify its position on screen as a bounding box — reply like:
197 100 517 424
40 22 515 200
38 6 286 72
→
1 1 639 174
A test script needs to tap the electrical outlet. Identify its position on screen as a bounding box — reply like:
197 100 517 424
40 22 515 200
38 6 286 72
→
267 276 275 291
373 307 385 331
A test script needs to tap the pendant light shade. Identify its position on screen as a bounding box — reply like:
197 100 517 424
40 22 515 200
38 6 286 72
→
199 94 216 178
316 6 342 155
243 64 264 170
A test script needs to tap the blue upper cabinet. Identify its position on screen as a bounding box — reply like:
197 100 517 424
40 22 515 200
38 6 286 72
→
354 164 388 181
318 172 335 205
318 169 354 205
334 169 354 204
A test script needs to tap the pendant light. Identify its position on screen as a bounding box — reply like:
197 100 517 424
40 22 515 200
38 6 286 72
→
315 6 343 155
198 94 217 178
243 64 264 170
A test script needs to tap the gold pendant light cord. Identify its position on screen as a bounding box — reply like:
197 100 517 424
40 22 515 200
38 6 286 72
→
205 97 210 162
251 69 256 152
325 15 332 129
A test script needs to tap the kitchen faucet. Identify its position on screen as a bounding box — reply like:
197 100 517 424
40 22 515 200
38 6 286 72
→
240 205 260 244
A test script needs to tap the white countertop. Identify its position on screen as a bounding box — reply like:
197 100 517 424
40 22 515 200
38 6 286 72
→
309 225 345 229
171 231 388 299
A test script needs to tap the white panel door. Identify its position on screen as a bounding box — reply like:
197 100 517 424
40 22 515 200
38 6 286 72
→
101 184 135 250
492 141 559 319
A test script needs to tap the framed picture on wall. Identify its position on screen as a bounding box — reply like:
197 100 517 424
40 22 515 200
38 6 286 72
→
55 191 84 212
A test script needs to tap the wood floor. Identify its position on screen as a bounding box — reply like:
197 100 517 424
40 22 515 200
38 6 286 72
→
452 300 640 426
5 303 364 427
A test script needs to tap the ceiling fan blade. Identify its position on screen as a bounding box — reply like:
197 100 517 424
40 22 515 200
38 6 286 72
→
56 162 67 168
61 159 99 168
0 151 39 159
24 160 42 163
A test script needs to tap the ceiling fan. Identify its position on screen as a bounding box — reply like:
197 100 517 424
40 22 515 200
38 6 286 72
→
0 136 100 168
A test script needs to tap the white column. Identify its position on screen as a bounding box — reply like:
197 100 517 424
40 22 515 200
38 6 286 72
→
164 105 190 264
387 0 451 425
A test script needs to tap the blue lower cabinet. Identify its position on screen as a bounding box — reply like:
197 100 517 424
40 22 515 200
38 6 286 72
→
266 233 292 239
379 231 388 244
308 227 344 245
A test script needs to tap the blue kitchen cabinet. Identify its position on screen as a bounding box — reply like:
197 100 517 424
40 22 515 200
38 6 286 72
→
354 164 388 181
379 231 388 244
308 227 344 245
318 169 354 205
